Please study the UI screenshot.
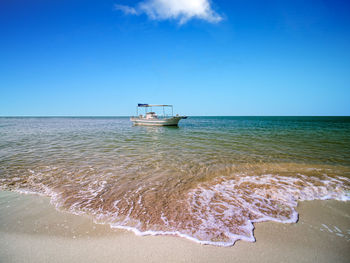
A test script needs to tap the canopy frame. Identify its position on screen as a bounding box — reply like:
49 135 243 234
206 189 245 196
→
136 104 173 117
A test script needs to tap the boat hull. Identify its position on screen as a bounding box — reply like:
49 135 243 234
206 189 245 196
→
130 117 183 126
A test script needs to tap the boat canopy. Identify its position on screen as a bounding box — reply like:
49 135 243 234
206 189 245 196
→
136 104 174 117
138 104 172 107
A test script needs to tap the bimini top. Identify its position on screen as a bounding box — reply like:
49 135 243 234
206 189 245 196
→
137 104 172 107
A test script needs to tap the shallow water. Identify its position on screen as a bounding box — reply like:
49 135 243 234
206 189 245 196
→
0 117 349 246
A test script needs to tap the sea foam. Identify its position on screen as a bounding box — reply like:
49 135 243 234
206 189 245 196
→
99 173 349 246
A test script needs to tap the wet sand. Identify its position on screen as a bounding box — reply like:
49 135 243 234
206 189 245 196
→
0 191 349 263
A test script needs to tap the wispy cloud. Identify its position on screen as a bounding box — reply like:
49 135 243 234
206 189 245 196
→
115 4 138 15
114 0 222 24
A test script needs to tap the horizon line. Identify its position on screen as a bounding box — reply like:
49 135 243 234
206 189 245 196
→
0 115 349 118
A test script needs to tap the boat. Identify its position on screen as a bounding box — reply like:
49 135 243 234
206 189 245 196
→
130 104 187 126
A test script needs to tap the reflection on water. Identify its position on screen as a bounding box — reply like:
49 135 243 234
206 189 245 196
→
0 117 349 246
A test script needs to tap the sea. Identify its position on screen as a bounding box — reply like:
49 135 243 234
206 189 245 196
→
0 116 349 246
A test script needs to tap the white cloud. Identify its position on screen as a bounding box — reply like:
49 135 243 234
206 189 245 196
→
115 4 138 15
115 0 222 24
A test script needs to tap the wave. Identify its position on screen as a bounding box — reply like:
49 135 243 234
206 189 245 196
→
1 165 349 246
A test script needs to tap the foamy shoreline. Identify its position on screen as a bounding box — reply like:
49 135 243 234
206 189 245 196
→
1 191 349 263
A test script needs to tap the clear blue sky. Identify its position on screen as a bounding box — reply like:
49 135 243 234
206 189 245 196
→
1 0 349 116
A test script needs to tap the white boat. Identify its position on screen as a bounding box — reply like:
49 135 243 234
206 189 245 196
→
130 104 187 126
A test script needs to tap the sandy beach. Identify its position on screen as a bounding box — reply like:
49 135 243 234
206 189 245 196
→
0 191 349 263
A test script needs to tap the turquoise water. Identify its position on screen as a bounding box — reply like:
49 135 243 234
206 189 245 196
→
0 117 349 245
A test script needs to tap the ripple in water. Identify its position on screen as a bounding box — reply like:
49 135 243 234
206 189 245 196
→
0 117 350 246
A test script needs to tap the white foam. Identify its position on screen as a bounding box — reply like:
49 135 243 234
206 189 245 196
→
78 173 350 246
6 169 350 247
110 224 239 247
184 174 350 245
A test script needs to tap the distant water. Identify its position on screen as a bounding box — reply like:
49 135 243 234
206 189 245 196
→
1 117 349 246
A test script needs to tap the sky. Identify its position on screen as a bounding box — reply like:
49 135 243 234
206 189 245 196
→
1 0 350 116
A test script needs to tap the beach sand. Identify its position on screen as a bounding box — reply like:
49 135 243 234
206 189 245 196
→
0 191 349 263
